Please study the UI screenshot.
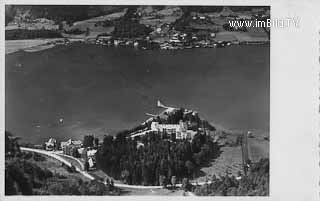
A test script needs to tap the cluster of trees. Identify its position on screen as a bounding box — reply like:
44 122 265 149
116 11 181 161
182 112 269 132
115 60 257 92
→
5 158 119 195
172 15 217 35
5 5 17 26
96 19 114 27
21 151 47 162
5 131 119 195
5 29 62 40
44 178 118 195
5 157 53 195
172 7 219 34
96 130 220 186
63 28 85 35
172 14 195 33
112 6 153 38
5 131 20 156
83 135 99 148
193 158 269 196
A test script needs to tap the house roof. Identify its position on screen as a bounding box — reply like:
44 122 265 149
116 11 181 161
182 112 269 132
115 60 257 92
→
61 139 82 147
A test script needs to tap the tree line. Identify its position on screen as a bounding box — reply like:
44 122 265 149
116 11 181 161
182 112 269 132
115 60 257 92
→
5 29 62 40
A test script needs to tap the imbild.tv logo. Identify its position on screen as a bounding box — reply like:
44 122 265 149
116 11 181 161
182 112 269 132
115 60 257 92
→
229 17 300 28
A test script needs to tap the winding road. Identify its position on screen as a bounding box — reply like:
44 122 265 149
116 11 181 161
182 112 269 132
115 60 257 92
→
21 147 163 189
21 147 210 190
21 147 95 180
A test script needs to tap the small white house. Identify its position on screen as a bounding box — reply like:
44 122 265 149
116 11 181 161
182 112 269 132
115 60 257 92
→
45 138 57 151
87 149 97 158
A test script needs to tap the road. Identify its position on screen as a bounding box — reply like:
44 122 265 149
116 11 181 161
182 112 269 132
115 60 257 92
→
20 147 95 180
21 147 209 191
56 153 85 170
21 147 162 189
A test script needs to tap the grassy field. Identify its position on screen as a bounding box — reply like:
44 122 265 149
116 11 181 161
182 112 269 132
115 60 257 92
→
29 154 91 182
138 6 183 28
247 131 269 162
6 19 59 30
194 131 269 182
194 145 243 182
63 10 126 38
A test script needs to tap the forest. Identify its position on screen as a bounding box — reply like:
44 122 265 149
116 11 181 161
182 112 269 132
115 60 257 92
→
95 108 218 186
111 6 153 38
96 129 220 186
5 158 119 195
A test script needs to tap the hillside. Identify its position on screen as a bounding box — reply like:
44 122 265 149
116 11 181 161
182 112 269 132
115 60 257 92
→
6 5 270 39
5 5 124 25
193 158 269 196
5 5 270 54
5 131 120 195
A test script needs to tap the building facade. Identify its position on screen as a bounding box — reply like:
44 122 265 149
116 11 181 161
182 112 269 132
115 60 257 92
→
45 138 57 151
61 139 82 155
150 121 196 140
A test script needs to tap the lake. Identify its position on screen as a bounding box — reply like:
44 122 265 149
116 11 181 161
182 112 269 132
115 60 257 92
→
5 44 269 144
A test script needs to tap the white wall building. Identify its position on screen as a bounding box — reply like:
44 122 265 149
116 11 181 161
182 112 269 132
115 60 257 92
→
45 138 57 151
150 121 196 140
60 139 82 150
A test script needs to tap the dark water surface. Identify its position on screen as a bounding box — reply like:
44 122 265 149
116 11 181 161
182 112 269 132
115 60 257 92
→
5 44 269 143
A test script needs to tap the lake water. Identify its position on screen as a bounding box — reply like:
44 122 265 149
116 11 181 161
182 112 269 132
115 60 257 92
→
5 44 269 144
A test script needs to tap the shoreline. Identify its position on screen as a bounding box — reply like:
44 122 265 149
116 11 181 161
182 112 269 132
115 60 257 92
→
5 37 269 55
5 38 64 54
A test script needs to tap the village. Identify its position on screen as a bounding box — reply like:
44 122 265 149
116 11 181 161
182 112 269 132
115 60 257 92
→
42 136 98 171
90 11 270 50
5 6 270 53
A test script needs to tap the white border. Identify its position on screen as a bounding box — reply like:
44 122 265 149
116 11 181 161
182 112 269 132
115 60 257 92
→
1 1 320 201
